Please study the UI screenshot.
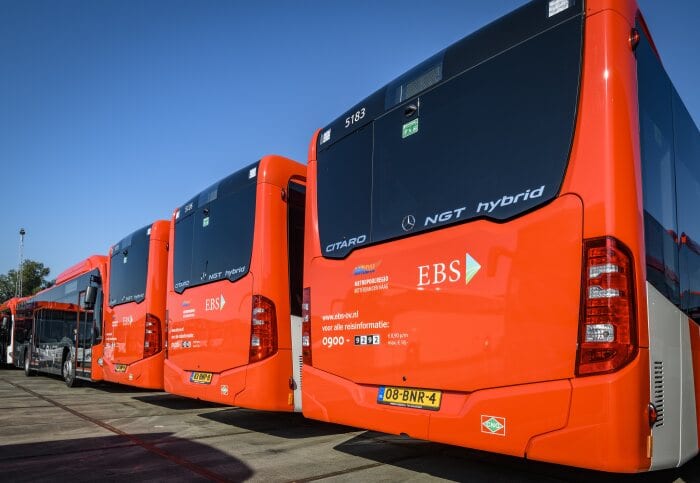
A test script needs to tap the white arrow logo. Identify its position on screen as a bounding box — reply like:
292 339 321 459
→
465 253 481 285
220 294 226 311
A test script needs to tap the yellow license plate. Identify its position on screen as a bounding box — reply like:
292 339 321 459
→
377 386 442 411
190 372 213 384
115 364 127 373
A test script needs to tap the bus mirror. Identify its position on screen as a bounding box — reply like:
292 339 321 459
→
84 286 98 309
1 316 7 330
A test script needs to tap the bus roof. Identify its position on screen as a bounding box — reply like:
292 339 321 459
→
54 255 108 285
0 297 26 312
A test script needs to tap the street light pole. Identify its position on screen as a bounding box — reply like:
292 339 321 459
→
16 228 25 298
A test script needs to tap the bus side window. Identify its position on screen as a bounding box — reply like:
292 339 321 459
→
672 89 700 323
637 28 680 307
93 289 103 343
287 181 306 317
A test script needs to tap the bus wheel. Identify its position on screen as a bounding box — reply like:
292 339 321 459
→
23 350 34 377
62 352 76 388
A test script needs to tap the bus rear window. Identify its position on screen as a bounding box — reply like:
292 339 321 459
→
173 163 258 293
317 5 582 258
109 225 149 307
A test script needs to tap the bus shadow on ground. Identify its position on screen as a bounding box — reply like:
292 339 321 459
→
90 381 163 394
333 432 700 483
0 432 253 481
132 393 227 411
19 373 161 395
199 408 357 439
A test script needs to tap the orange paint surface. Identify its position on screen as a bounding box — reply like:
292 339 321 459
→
164 155 305 411
102 220 170 390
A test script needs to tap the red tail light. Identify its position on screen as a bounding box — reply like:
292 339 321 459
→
249 295 278 363
302 287 312 365
576 237 638 376
143 313 162 358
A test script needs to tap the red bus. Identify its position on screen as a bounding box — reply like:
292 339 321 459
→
0 297 27 366
101 221 169 389
164 155 306 411
22 255 107 386
301 0 700 473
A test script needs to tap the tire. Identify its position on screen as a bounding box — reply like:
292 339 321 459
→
24 350 34 377
62 351 76 388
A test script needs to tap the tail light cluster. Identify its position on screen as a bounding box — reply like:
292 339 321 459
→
302 287 312 365
143 313 162 358
249 295 278 363
576 237 638 376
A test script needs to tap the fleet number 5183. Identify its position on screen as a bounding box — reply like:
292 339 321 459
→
345 108 366 128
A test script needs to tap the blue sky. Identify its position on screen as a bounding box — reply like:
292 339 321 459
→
0 0 698 280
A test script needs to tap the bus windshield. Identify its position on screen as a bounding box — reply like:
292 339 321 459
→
173 162 258 293
316 2 583 258
109 225 150 307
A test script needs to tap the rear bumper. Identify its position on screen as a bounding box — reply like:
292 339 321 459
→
302 350 652 472
164 349 294 411
101 352 165 390
527 351 651 472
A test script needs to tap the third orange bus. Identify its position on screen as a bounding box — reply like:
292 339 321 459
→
101 221 170 389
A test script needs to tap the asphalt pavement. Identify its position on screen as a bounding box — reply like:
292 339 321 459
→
0 367 698 482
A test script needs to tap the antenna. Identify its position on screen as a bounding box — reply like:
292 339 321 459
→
16 228 25 298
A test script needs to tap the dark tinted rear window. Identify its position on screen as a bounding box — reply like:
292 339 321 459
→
173 162 258 293
316 1 583 258
109 225 150 307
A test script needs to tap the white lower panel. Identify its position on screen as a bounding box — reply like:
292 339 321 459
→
290 315 303 412
647 282 698 469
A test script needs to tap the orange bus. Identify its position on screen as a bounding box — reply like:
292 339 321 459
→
301 0 700 473
164 156 306 411
0 297 26 366
22 255 107 387
101 221 169 389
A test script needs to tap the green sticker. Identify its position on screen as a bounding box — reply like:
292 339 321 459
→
482 417 504 433
402 118 419 138
203 217 210 228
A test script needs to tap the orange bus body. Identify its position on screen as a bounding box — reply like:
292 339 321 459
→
23 255 108 385
302 0 699 473
0 297 27 366
101 221 170 389
164 155 306 411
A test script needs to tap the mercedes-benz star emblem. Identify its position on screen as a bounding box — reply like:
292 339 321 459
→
402 215 416 232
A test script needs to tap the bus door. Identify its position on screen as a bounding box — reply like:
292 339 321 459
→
76 291 96 378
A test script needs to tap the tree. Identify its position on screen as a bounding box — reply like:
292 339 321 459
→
0 259 51 301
